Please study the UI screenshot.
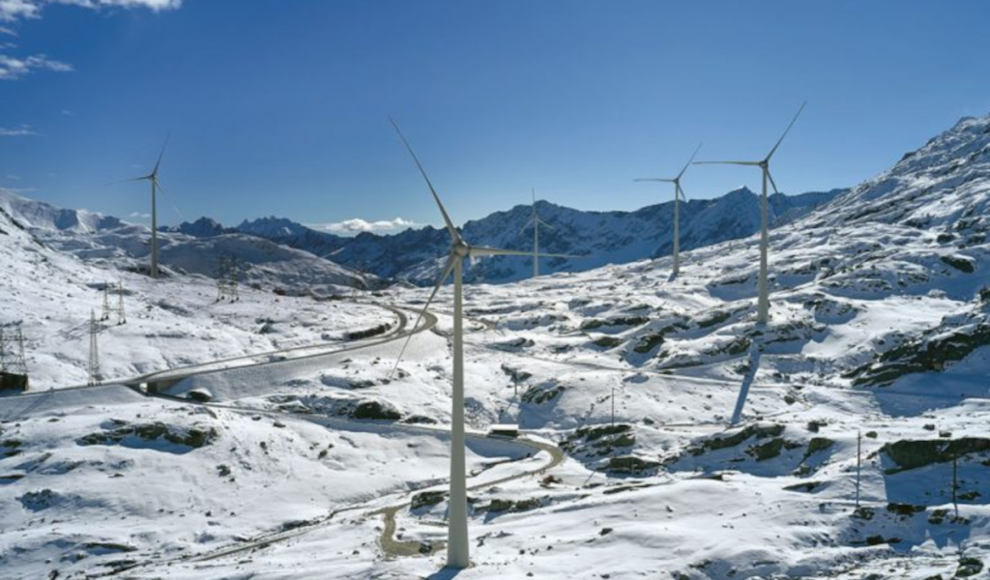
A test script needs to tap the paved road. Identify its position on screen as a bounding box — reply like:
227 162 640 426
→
375 436 564 559
2 301 413 402
93 400 564 575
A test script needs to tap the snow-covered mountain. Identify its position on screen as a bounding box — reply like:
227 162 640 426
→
818 115 990 230
0 189 122 233
168 187 843 284
0 189 373 294
2 113 990 580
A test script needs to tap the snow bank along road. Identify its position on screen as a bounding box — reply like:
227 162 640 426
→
0 301 417 405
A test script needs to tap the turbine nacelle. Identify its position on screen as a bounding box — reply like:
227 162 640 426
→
453 240 470 258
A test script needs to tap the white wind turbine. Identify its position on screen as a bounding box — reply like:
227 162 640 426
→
694 103 806 323
387 118 574 569
520 188 556 278
634 143 702 277
115 137 169 279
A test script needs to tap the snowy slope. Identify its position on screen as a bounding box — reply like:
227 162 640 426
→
0 188 374 293
2 113 990 580
0 193 395 389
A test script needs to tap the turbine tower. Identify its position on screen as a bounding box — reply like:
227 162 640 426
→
694 103 805 323
521 189 555 278
87 309 101 386
388 118 574 569
124 137 169 278
634 143 702 276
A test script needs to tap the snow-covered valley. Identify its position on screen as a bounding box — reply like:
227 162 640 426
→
2 114 990 580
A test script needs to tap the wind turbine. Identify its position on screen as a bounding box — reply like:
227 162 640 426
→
694 103 806 323
387 117 574 569
520 188 556 278
119 137 169 278
634 143 702 277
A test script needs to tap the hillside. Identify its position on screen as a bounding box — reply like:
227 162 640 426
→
1 113 989 580
0 188 373 294
0 191 394 389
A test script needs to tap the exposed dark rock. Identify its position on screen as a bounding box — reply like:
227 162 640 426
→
886 503 925 518
411 491 446 511
352 400 401 421
606 455 659 475
941 255 975 273
521 383 565 405
689 424 785 456
486 497 545 513
881 438 990 473
956 557 984 578
78 422 218 450
783 481 824 493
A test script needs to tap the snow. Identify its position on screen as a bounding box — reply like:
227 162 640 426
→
2 113 990 579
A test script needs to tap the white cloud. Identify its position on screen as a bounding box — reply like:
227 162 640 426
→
0 53 71 80
1 1 184 83
1 0 183 22
0 1 38 22
314 217 420 236
128 211 150 219
0 124 36 136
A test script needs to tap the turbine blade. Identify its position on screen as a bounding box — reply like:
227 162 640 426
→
633 178 675 182
152 134 170 176
766 101 806 161
388 254 455 380
693 161 761 166
676 142 704 180
388 117 461 243
537 218 555 230
105 176 150 187
766 170 781 195
471 246 578 259
519 217 535 237
154 179 187 221
678 182 688 201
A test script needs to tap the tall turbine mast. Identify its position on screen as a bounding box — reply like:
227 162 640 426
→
115 137 169 278
87 309 101 386
635 143 702 277
694 103 805 323
521 189 555 279
387 118 576 569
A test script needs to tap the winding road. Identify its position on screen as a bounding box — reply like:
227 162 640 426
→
11 298 565 577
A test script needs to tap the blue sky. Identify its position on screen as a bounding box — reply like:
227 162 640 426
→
1 1 989 235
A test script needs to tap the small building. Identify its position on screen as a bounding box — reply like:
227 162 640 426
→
0 372 29 393
488 424 519 438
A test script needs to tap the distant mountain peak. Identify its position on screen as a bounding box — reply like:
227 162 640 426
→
0 187 121 233
725 185 756 196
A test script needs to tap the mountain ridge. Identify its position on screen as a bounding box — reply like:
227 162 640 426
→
166 186 846 284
